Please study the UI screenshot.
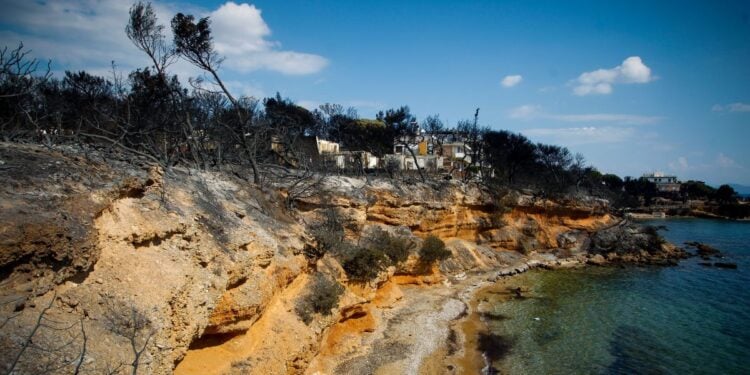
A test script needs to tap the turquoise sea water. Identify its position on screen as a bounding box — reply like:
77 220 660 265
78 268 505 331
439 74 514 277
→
485 218 750 374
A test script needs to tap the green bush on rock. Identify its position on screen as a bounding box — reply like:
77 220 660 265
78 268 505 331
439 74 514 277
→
295 273 344 324
419 235 451 264
340 228 416 281
341 246 388 281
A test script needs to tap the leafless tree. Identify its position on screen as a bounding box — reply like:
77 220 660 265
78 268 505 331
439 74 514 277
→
171 12 267 182
422 114 445 156
126 2 176 77
0 43 51 141
0 43 51 99
456 108 488 182
265 160 328 210
570 152 592 192
377 106 426 182
102 296 157 375
1 293 89 375
124 4 193 169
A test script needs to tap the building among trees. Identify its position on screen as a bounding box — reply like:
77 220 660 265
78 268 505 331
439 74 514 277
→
643 172 681 193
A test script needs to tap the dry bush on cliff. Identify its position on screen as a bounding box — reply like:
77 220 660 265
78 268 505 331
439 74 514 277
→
341 246 389 281
478 212 508 229
363 227 415 264
295 273 344 324
522 219 539 237
418 235 451 264
305 206 345 261
339 228 416 281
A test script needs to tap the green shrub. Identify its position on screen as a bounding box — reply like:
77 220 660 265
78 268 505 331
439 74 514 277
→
332 227 417 281
365 227 415 264
295 273 345 324
419 235 451 263
518 238 538 255
383 234 414 264
716 203 750 219
341 246 388 281
521 219 538 237
306 207 345 260
479 213 507 229
490 212 508 228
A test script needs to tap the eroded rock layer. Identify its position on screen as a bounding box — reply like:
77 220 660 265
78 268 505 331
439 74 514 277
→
0 143 684 375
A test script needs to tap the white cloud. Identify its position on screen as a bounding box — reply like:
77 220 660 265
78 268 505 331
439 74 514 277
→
346 100 384 109
552 113 662 124
716 153 739 169
0 1 327 80
226 81 265 98
501 74 523 88
296 99 384 112
508 105 663 125
669 156 690 172
211 2 272 53
668 153 743 175
211 2 328 75
0 1 150 73
572 56 654 96
727 103 750 112
712 102 750 112
509 104 542 119
523 126 635 145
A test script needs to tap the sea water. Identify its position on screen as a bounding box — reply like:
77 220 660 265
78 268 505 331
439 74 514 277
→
485 218 750 374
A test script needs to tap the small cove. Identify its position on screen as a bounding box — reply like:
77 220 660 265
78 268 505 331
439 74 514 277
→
479 218 750 374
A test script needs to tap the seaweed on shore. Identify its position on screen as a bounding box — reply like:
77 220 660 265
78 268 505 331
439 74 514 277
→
479 311 510 321
477 331 514 369
446 328 458 355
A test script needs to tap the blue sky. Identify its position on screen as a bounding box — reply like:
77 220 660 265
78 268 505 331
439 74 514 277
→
1 0 748 185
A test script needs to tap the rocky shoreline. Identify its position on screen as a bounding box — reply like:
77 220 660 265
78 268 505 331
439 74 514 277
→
303 219 690 375
0 143 690 374
417 247 691 375
626 209 750 221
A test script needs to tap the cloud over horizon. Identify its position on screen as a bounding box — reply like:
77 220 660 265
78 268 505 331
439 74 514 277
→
669 153 743 175
712 102 750 112
522 126 636 145
509 104 663 125
210 2 328 75
572 56 654 95
0 1 328 79
501 74 523 88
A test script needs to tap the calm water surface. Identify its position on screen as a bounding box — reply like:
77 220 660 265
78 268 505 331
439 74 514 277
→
486 218 750 374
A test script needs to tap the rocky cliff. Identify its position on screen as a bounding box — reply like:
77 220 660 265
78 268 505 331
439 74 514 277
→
0 143 684 375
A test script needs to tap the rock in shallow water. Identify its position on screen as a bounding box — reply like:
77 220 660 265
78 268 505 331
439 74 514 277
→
714 262 738 269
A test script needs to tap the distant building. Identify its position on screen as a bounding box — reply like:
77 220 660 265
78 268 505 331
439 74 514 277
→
643 172 681 193
383 154 443 171
271 136 341 167
389 131 475 176
329 150 379 170
440 142 471 170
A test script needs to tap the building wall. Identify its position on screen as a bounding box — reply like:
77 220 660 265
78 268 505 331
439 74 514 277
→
442 144 466 159
418 141 428 156
656 183 681 192
317 139 340 154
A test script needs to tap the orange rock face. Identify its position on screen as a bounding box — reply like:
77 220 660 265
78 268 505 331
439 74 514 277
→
1 144 622 375
317 303 377 356
298 181 614 254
